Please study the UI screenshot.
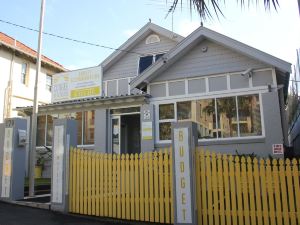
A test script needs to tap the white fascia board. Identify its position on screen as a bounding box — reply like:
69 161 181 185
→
131 26 291 89
201 28 292 73
100 23 183 71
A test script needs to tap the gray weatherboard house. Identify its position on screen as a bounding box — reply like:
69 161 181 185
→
17 22 291 157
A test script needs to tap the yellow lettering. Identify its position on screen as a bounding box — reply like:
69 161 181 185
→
182 193 186 204
180 161 184 173
179 146 184 157
182 208 186 221
179 130 183 142
181 177 186 188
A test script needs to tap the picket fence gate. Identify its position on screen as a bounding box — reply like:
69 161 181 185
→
69 147 300 225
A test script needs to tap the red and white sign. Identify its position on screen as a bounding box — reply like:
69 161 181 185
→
272 144 284 155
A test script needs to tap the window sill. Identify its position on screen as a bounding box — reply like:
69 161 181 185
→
155 136 265 148
197 136 265 146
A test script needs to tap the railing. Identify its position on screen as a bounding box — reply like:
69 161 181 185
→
69 148 300 225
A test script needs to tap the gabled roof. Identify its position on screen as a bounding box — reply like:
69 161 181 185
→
0 32 66 72
100 22 184 71
131 26 291 89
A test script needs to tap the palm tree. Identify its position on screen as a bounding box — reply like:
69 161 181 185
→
169 0 279 20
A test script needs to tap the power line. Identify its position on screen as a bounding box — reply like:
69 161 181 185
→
0 18 144 56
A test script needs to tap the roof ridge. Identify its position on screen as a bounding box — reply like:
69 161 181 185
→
0 31 65 71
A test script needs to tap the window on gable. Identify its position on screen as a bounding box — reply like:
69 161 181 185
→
145 34 160 44
139 55 153 74
138 53 164 74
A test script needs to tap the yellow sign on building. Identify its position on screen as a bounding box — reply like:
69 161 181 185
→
52 66 102 103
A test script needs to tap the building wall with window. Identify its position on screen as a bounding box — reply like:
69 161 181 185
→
103 33 178 97
20 23 290 159
104 33 177 80
0 32 66 123
145 38 285 156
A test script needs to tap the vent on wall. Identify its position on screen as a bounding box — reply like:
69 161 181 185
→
145 34 160 44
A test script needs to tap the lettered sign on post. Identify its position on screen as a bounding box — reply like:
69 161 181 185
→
172 122 197 225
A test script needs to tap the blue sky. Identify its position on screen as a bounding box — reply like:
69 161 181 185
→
0 0 299 70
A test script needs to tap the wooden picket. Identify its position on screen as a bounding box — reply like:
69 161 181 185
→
69 148 300 225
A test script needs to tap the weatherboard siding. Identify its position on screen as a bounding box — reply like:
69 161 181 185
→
152 39 268 82
103 33 178 80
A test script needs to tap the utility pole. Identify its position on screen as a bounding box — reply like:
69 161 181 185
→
29 0 46 197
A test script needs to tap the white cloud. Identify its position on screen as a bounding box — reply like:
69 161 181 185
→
123 29 139 38
176 20 200 37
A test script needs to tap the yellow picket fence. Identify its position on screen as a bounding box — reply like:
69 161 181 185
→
69 147 174 223
195 150 300 225
69 148 300 225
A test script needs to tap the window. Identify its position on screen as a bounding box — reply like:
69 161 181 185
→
197 99 216 139
158 103 175 141
83 111 94 145
21 63 28 84
145 34 160 44
37 111 95 146
238 95 262 136
46 74 52 92
37 115 46 146
138 53 164 74
157 94 262 142
217 97 238 138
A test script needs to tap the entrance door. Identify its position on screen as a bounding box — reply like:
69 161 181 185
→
111 116 120 154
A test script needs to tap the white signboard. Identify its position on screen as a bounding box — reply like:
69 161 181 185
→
142 122 153 140
174 128 192 223
272 144 284 155
1 128 13 198
52 125 64 203
52 66 102 103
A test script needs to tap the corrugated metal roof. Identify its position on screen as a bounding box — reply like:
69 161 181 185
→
16 93 150 111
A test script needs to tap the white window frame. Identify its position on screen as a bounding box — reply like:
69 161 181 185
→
46 74 52 92
104 76 136 96
145 34 160 44
137 52 166 75
155 92 265 144
157 102 177 143
37 111 96 147
20 62 28 85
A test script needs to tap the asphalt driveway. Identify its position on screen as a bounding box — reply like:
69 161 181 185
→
0 201 145 225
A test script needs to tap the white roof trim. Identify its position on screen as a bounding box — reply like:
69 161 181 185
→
131 26 291 89
100 22 184 71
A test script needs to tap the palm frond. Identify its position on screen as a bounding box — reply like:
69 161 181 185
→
169 0 280 20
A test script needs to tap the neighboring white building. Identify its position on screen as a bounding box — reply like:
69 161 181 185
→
0 32 66 123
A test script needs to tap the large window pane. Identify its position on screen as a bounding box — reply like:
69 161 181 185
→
159 122 172 140
159 103 174 120
46 114 58 146
139 55 153 74
238 95 262 136
83 111 95 145
57 112 83 145
76 112 83 145
217 97 238 138
177 101 191 120
37 115 46 146
197 99 216 139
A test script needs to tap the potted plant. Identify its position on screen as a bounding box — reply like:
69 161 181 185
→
35 146 52 178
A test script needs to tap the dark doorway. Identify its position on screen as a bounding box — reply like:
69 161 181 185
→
121 114 141 154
